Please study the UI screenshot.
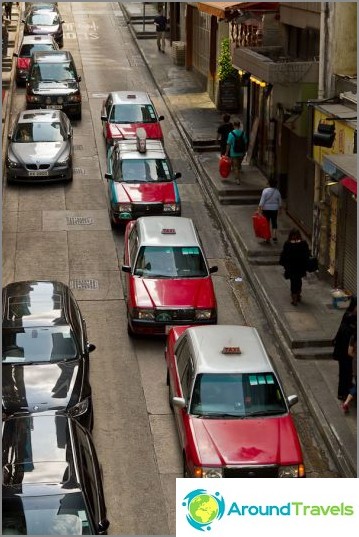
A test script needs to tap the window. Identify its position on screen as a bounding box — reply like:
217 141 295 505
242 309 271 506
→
121 158 172 183
176 338 190 379
20 43 56 57
37 62 77 82
128 228 139 267
180 360 194 400
134 246 208 278
14 121 66 143
110 104 156 124
28 12 60 25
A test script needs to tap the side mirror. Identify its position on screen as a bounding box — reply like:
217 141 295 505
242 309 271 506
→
158 115 164 121
77 75 81 82
98 519 110 534
173 397 186 409
87 343 96 353
174 172 182 179
287 394 298 408
122 265 131 273
13 52 18 57
209 265 218 274
8 133 12 140
104 172 112 180
68 132 72 139
101 114 107 121
21 19 25 23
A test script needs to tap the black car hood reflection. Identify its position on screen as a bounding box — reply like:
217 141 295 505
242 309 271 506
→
30 80 79 94
2 361 81 414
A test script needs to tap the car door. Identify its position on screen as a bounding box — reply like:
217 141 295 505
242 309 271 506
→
121 223 138 304
173 339 194 448
102 95 112 139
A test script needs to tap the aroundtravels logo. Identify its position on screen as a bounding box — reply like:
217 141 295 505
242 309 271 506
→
182 489 225 531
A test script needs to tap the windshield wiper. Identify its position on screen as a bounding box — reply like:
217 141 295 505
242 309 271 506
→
246 409 286 417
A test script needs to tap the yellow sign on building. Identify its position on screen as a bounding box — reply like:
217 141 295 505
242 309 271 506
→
312 109 355 165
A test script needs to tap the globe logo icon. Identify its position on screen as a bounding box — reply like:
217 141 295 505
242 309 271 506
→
183 489 225 531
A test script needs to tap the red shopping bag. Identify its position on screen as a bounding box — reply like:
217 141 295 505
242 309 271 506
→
219 155 231 179
252 212 271 240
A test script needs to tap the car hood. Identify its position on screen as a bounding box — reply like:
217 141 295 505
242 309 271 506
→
109 122 163 140
111 181 176 203
30 80 78 94
132 277 216 308
2 361 81 414
10 142 68 164
191 415 302 466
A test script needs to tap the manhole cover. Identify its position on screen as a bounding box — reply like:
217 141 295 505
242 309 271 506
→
66 216 94 225
70 279 99 290
73 168 86 174
74 144 83 150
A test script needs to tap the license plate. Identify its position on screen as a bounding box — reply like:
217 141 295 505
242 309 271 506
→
165 325 174 335
46 104 62 109
28 171 49 176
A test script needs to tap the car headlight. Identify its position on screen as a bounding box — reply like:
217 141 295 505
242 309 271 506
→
68 93 81 103
163 203 180 212
6 156 22 169
55 155 71 167
195 309 214 320
193 467 223 478
26 95 41 103
117 203 132 212
68 398 89 418
278 464 305 478
134 309 156 321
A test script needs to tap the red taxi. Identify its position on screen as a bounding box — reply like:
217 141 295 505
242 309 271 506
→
101 91 164 146
122 217 218 336
165 324 306 478
104 129 181 225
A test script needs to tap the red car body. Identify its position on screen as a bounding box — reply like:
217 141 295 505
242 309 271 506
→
165 325 305 478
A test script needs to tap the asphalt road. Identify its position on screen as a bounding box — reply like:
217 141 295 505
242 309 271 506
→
2 3 340 535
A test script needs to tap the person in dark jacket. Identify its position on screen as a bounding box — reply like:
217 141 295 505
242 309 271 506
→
333 295 357 401
279 228 310 306
217 114 233 156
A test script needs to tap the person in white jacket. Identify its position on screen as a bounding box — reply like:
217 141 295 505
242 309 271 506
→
258 178 282 243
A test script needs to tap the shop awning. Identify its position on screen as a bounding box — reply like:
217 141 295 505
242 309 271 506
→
341 177 357 195
196 2 278 18
323 154 357 181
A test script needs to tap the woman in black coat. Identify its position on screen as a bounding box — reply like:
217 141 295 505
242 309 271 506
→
333 296 357 400
279 228 310 306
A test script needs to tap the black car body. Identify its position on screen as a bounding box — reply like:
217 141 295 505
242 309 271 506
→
2 413 110 535
2 281 95 429
14 35 59 85
26 51 82 120
22 8 64 48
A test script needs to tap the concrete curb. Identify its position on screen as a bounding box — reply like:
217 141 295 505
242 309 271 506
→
120 3 356 477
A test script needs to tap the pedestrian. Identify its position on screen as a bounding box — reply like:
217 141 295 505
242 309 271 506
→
154 9 167 53
4 2 12 21
342 333 357 413
2 19 9 57
332 295 357 401
279 228 310 306
258 178 282 243
217 114 233 156
225 120 247 184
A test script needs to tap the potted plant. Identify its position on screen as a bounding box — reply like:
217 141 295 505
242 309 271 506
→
217 38 239 110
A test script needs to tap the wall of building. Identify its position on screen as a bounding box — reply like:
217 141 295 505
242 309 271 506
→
330 2 357 78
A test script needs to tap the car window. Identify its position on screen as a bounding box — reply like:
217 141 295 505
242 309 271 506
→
3 493 92 535
176 338 190 379
105 95 112 117
33 62 77 82
190 373 287 417
13 121 66 143
180 359 194 400
110 104 156 123
20 43 56 57
121 158 171 182
28 12 60 25
2 326 78 364
134 246 208 278
128 228 139 266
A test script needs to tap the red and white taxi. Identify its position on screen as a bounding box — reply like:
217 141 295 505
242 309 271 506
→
101 91 164 146
165 324 305 478
122 217 218 336
105 129 181 225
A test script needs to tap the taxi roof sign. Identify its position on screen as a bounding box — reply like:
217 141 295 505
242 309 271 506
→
136 127 147 153
161 228 176 234
222 346 241 355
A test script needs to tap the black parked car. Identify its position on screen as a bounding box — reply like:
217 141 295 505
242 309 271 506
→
22 7 64 48
26 51 82 120
2 281 95 429
2 413 110 535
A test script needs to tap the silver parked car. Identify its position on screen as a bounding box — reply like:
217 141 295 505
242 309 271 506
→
6 109 73 184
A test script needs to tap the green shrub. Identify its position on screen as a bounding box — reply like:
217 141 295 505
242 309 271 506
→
217 38 238 81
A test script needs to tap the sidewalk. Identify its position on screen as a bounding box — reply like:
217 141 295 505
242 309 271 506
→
122 3 357 477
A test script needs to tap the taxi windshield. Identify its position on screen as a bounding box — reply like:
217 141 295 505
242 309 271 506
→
190 373 287 417
134 246 208 278
110 103 156 124
121 159 172 182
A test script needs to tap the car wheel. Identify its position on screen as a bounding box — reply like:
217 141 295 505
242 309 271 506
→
73 110 82 121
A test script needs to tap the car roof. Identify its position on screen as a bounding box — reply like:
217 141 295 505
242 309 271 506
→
115 140 166 160
17 110 63 123
136 217 200 247
2 280 70 328
2 414 77 487
110 91 153 105
32 50 73 63
21 35 56 45
182 325 275 374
